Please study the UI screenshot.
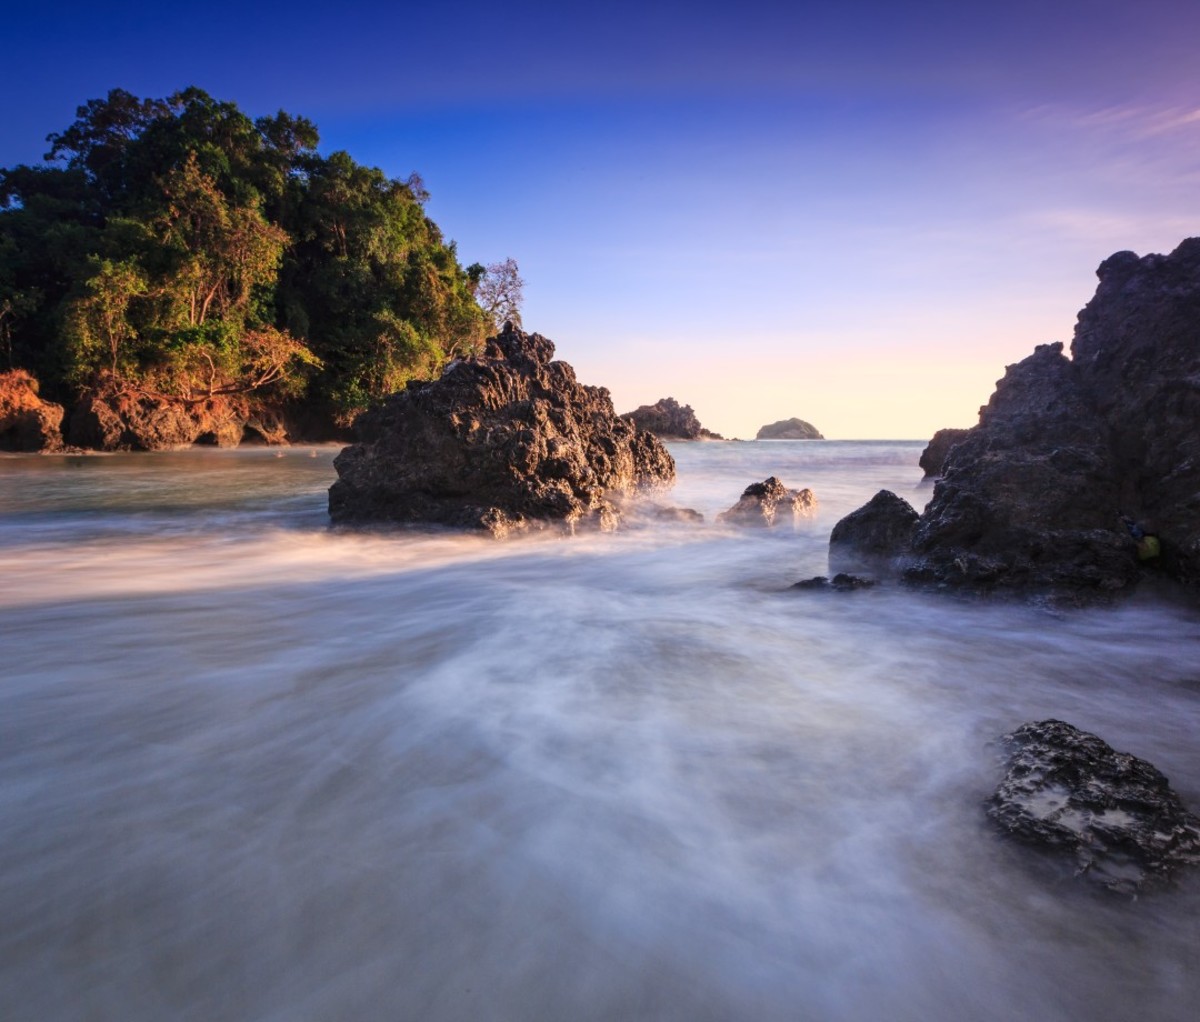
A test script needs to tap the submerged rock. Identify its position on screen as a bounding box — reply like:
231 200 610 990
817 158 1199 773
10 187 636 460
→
791 573 877 591
755 417 824 440
987 720 1200 894
328 324 676 535
0 370 64 452
623 397 723 440
718 476 817 527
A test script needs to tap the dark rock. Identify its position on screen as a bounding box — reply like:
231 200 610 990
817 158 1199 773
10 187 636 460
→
718 476 817 527
839 236 1200 594
755 417 824 440
791 573 877 591
986 719 1200 894
919 427 970 478
906 343 1136 591
328 323 676 536
1070 238 1200 584
0 370 64 452
829 489 919 570
623 397 723 440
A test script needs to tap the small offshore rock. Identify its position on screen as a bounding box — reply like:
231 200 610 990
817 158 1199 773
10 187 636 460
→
755 417 824 440
719 476 817 527
623 397 723 440
986 719 1200 895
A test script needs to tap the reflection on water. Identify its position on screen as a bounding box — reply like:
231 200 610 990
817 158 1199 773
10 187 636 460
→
2 443 1199 1021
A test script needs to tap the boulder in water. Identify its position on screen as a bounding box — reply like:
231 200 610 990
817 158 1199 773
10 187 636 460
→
829 489 919 571
987 719 1200 894
328 324 676 536
718 476 817 527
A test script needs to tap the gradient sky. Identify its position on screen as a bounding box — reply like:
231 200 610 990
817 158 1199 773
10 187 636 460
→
4 0 1198 437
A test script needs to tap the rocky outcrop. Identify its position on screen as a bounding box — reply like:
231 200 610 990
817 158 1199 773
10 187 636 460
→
0 370 64 451
918 427 969 478
718 476 817 527
987 720 1200 895
328 324 676 536
756 417 824 440
836 237 1200 594
66 377 289 450
829 489 919 570
623 397 723 440
906 342 1136 591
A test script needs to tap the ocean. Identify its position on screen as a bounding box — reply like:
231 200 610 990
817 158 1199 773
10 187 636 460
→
2 440 1199 1021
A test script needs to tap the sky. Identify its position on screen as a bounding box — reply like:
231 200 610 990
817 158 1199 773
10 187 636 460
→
3 0 1199 438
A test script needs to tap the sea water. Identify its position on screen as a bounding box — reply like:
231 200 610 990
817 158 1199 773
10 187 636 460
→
2 441 1199 1021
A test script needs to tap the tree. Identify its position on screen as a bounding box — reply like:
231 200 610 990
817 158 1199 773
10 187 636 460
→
468 257 524 330
63 258 147 381
155 152 288 329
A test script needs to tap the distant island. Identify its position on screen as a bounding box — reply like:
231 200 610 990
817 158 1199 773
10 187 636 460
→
755 417 824 440
623 397 723 440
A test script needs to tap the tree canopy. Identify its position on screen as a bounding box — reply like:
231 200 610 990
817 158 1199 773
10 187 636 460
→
0 87 519 421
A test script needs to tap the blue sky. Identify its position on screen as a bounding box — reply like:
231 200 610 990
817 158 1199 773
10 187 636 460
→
4 1 1199 437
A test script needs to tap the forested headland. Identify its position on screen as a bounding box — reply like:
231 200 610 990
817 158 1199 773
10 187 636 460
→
0 87 522 447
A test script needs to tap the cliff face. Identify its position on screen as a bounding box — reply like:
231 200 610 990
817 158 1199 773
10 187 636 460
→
835 237 1200 592
329 324 676 536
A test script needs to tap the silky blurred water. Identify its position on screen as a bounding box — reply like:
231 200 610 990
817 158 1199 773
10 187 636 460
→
2 442 1199 1021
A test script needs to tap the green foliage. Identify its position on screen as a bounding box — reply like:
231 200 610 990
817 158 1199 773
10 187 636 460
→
0 86 503 420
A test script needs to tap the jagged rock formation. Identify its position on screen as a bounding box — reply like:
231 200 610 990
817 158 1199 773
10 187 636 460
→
328 324 676 536
918 427 969 478
835 238 1200 593
829 489 919 570
718 476 817 527
66 378 289 451
623 397 723 440
0 370 64 451
987 720 1200 895
756 417 824 440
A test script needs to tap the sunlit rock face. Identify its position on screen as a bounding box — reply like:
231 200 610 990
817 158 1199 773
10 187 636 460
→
328 324 676 536
987 719 1200 895
0 369 64 451
837 237 1200 593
